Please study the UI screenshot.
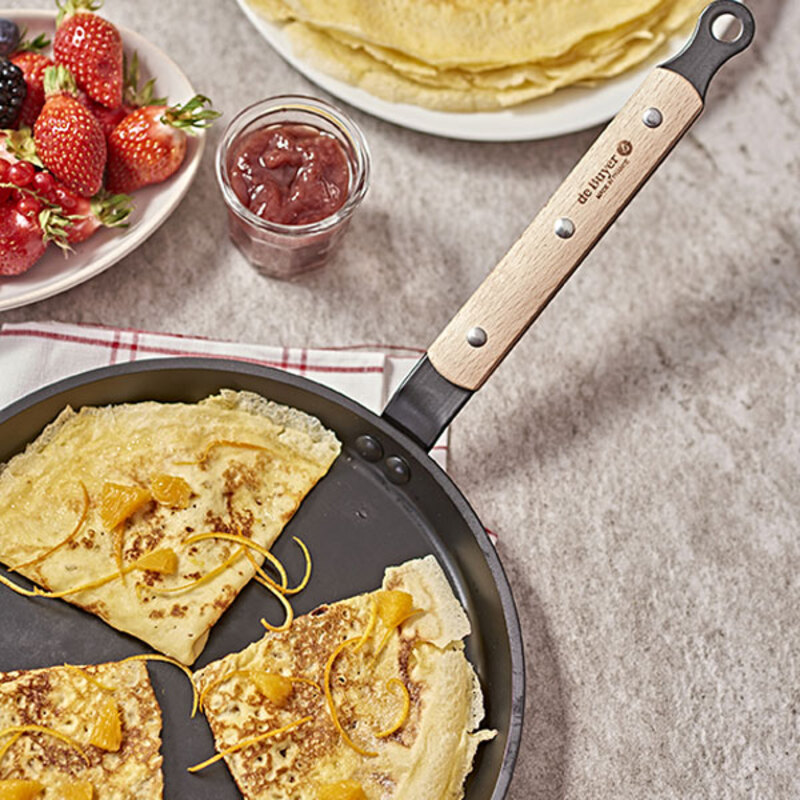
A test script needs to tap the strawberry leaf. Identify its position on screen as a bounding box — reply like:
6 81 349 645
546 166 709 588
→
161 95 221 133
1 128 44 168
38 206 73 254
43 64 79 98
56 0 105 26
122 52 166 108
15 29 52 53
90 190 133 228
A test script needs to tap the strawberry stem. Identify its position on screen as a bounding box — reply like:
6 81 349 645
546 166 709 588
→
39 207 73 254
90 191 133 228
122 52 166 108
161 95 221 134
0 127 43 168
56 0 105 26
14 29 52 53
43 64 79 98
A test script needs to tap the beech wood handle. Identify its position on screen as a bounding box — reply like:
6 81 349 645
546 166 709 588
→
427 68 703 391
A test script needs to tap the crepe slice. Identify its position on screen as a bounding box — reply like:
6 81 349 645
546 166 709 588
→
193 555 495 800
0 390 341 665
0 659 163 798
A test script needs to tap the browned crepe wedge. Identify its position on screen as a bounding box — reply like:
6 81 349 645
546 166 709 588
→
0 660 163 798
193 555 494 799
0 390 341 665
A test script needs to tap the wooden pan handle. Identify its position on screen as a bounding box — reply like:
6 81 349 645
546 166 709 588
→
427 67 703 391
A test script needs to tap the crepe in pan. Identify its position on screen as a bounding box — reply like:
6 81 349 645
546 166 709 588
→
0 659 163 798
0 390 341 665
193 555 494 799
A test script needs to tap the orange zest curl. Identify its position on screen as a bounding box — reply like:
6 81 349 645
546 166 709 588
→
0 732 23 765
376 678 411 738
0 573 38 597
9 482 89 571
0 548 181 601
0 725 90 766
324 637 378 758
117 655 199 718
114 525 126 584
256 575 295 632
281 536 312 596
184 532 287 590
241 546 284 594
186 715 312 773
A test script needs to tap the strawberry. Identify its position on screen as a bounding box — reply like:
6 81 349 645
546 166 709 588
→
53 0 123 110
10 51 53 128
34 65 106 197
76 52 165 139
0 202 48 275
106 95 219 194
78 90 131 138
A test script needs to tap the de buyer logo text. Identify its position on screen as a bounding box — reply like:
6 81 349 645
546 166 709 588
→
577 140 633 204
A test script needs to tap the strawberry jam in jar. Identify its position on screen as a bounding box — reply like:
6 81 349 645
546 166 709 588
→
217 96 370 279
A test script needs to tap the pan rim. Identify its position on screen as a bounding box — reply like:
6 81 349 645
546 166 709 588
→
0 355 524 799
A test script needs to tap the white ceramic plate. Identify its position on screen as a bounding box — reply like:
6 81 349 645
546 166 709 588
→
0 10 204 312
236 0 694 142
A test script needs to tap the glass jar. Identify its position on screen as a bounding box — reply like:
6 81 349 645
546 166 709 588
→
216 95 371 280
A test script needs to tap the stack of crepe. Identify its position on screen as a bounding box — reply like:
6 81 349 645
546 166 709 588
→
248 0 707 111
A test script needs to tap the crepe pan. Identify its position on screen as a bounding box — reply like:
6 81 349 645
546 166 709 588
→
0 4 753 797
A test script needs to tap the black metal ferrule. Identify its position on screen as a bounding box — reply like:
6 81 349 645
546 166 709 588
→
661 0 755 100
381 356 473 452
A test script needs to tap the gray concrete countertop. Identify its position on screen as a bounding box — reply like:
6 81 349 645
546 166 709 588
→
3 0 798 797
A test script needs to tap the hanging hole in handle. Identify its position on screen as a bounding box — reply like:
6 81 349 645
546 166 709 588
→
659 0 755 100
711 12 745 42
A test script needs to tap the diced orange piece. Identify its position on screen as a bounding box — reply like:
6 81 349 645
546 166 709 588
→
54 782 94 800
251 673 293 707
133 548 178 575
89 696 122 752
376 590 415 629
0 780 45 800
100 483 151 530
151 474 192 509
317 781 368 800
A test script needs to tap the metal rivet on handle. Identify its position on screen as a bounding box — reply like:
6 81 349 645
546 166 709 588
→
385 455 411 485
643 107 663 128
355 434 383 462
554 217 575 239
466 327 488 348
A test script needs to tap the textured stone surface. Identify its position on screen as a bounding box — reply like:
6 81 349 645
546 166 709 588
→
3 0 799 797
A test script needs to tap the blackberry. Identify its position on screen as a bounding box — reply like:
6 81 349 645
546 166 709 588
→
0 19 19 57
0 59 26 127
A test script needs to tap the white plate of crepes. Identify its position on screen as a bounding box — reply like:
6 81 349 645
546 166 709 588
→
0 8 213 311
236 0 709 141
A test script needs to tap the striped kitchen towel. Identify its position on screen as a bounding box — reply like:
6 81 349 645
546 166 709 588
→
0 321 448 469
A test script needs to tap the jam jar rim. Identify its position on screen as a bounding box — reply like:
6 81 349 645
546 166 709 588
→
215 94 371 236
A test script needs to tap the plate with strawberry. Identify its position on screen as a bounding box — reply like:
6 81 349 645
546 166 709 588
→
0 2 218 311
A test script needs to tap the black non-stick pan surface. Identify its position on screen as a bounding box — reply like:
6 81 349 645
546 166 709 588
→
0 358 524 800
